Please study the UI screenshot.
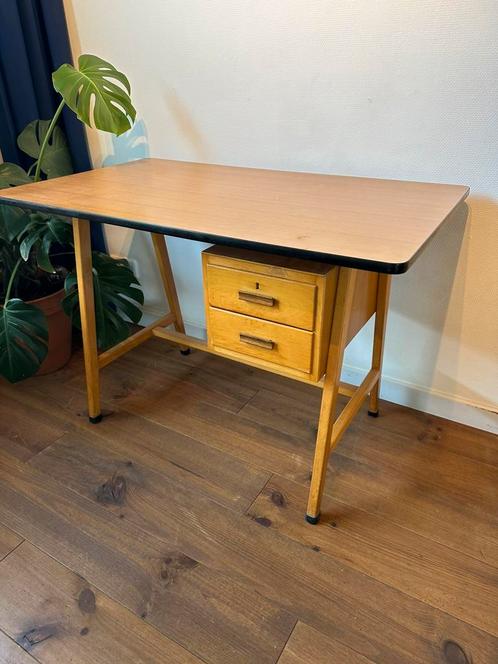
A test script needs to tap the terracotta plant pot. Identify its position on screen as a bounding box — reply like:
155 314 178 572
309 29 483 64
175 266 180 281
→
29 288 72 375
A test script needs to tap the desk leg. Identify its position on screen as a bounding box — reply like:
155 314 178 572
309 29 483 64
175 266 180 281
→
72 218 101 424
150 234 189 354
368 274 391 417
306 268 357 524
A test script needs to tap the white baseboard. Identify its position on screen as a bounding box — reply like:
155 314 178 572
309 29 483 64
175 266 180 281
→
340 365 498 435
141 308 498 435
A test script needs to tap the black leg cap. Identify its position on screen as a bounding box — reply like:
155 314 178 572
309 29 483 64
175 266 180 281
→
180 348 191 356
368 409 379 418
89 414 103 424
305 513 320 525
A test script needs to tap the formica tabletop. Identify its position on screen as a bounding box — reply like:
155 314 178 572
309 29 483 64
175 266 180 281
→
0 158 469 273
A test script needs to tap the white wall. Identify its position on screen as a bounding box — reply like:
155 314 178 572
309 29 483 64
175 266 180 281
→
64 0 498 430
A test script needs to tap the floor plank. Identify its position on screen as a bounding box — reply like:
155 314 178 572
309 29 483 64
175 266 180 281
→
142 338 321 403
0 340 496 664
18 373 497 566
278 622 374 664
2 376 309 484
0 376 270 514
32 421 269 514
0 448 295 664
0 394 67 462
15 429 498 664
0 630 37 664
0 523 22 562
185 338 498 469
240 387 498 504
132 398 312 479
0 541 201 664
238 387 498 566
247 475 498 636
362 400 498 469
75 346 256 415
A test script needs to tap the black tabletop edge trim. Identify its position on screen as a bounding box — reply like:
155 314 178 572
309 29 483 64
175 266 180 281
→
0 196 411 274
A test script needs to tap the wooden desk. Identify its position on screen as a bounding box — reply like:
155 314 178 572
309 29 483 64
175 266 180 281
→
0 158 469 523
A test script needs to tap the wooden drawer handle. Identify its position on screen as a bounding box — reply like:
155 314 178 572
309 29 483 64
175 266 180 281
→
238 290 275 307
239 333 275 350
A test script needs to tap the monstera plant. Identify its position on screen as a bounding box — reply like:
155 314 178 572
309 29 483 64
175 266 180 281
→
0 55 143 383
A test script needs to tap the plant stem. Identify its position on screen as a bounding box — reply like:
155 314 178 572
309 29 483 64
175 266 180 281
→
4 258 23 302
33 99 66 183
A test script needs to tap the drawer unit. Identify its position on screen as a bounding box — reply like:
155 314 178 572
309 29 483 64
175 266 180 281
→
209 308 314 373
202 245 339 381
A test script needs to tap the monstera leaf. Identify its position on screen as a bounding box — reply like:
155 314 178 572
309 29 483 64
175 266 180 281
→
17 213 73 273
0 298 48 382
62 251 143 350
17 120 73 179
0 206 30 242
52 54 136 136
0 163 31 189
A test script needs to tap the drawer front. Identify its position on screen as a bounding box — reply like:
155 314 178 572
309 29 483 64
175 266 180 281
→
208 307 313 373
206 264 316 330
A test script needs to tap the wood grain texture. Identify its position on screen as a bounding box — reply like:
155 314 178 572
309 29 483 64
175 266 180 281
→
278 622 374 664
346 270 378 344
0 524 22 562
0 376 268 515
248 475 498 636
203 245 338 381
4 390 494 663
0 159 469 272
205 264 318 330
204 245 334 279
208 307 314 373
153 326 328 386
0 630 37 664
0 542 201 664
12 430 498 664
0 389 67 461
0 451 295 664
30 425 269 515
238 386 498 565
0 341 496 663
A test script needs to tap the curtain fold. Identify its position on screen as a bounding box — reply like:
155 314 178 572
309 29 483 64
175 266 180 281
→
0 0 106 251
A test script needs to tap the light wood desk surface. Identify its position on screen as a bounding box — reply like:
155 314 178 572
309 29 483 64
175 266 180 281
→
0 158 468 273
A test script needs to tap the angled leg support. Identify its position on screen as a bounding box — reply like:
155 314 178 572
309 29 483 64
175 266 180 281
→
150 233 189 353
368 274 391 417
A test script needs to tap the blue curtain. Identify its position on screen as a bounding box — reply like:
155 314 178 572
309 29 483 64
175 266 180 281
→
0 0 106 251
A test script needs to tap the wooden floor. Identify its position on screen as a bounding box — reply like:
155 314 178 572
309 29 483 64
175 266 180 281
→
0 339 496 664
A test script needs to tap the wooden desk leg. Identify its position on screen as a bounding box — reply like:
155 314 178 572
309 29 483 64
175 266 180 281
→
368 274 391 417
150 233 190 354
306 268 357 524
72 218 101 424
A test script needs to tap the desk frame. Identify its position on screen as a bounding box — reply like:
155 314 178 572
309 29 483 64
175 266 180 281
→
73 216 391 524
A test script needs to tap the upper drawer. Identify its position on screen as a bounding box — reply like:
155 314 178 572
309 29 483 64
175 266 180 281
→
206 264 317 330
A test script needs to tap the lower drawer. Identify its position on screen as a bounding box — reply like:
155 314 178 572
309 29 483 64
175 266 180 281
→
208 307 313 374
